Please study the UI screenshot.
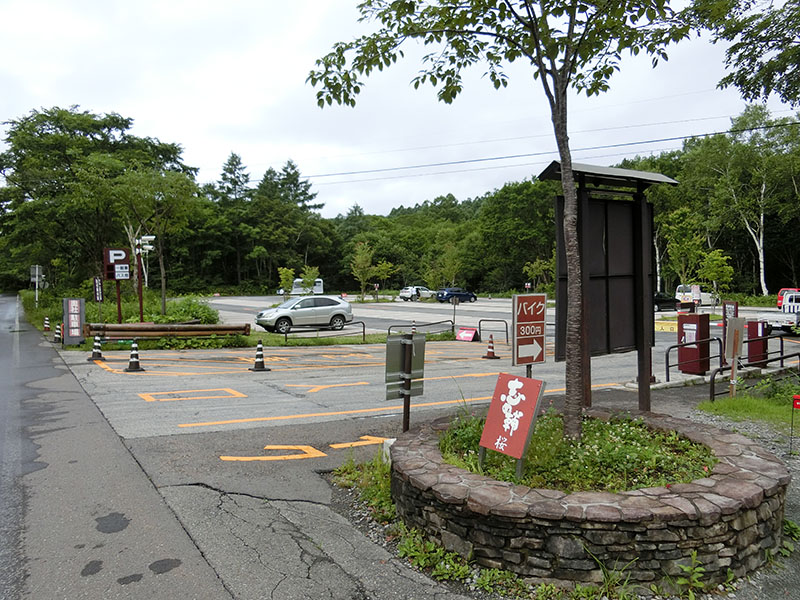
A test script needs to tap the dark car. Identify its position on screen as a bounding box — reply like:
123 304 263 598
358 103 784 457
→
654 291 678 312
436 287 477 303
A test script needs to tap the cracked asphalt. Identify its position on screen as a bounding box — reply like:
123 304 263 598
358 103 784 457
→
5 291 799 600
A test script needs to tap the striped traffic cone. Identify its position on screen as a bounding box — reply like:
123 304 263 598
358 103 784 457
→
43 317 50 332
249 340 270 372
483 334 500 359
411 320 417 335
53 324 62 344
87 335 104 361
124 341 145 372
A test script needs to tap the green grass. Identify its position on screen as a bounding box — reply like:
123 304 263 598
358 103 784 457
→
697 374 800 430
439 411 716 493
333 452 396 523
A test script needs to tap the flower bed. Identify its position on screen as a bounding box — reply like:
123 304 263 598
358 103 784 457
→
390 408 790 588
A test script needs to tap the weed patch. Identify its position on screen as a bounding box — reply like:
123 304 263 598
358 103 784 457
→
439 411 716 493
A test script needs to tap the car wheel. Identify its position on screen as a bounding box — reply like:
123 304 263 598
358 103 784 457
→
330 315 345 330
402 297 409 301
469 296 476 302
274 317 291 334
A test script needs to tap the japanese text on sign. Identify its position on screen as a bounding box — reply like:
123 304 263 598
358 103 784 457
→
478 373 545 459
513 294 547 366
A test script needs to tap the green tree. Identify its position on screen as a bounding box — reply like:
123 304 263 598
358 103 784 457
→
0 106 190 288
309 0 689 437
300 264 320 293
662 206 705 286
351 241 376 301
278 267 295 298
116 167 198 314
373 260 397 291
697 249 734 292
693 0 800 105
681 105 794 295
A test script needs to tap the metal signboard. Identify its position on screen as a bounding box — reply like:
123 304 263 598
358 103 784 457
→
114 264 130 280
725 317 746 360
62 298 85 345
478 373 545 460
93 277 104 302
103 247 130 280
512 294 547 366
385 334 426 400
30 264 43 283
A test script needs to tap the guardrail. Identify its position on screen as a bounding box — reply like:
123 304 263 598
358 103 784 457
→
708 351 800 401
478 319 509 344
664 337 724 382
282 320 366 343
387 319 455 336
84 322 251 340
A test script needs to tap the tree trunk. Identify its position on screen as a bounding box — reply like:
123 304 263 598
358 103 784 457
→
159 243 167 316
550 98 585 441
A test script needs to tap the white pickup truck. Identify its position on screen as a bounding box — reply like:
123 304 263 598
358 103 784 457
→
760 291 800 333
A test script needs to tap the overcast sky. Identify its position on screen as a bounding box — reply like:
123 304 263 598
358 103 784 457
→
0 0 792 218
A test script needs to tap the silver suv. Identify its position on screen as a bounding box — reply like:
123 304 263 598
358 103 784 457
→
256 295 353 333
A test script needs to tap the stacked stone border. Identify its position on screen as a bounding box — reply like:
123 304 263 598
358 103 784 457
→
390 409 790 588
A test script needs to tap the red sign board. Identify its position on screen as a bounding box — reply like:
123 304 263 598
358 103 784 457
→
479 373 545 459
794 395 800 410
513 294 547 366
456 327 479 341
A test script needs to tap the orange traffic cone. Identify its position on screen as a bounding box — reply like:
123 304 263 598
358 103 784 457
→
483 334 500 359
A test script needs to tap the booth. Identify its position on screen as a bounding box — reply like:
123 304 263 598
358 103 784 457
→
677 313 710 375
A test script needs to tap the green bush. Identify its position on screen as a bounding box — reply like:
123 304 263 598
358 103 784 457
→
439 412 716 493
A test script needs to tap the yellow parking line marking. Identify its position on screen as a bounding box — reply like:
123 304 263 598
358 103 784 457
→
139 388 247 402
329 435 387 449
179 396 493 428
285 382 370 393
178 382 623 429
220 445 327 462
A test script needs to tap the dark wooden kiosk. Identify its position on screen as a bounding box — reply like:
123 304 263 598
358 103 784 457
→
539 161 678 412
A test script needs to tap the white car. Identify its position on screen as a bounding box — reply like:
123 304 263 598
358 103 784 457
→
398 286 434 301
675 284 719 306
255 295 352 333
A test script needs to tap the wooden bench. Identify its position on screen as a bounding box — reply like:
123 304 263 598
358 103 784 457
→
83 322 251 340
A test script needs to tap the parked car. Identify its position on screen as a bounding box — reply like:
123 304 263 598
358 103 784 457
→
654 291 679 312
255 295 352 333
398 286 434 301
436 287 477 303
675 284 719 306
777 287 800 308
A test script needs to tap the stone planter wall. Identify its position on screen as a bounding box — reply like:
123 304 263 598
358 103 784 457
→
390 409 790 588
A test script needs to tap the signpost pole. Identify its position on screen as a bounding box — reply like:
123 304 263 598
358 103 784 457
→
402 333 413 432
729 328 740 397
136 242 144 322
116 281 122 324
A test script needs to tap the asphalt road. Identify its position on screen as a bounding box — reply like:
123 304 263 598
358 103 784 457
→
2 293 794 599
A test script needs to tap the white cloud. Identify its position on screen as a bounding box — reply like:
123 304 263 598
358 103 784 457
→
1 1 792 218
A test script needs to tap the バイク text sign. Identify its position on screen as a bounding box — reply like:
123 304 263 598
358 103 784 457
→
478 373 545 460
513 294 547 366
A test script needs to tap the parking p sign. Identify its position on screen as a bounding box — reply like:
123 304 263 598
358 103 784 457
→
513 294 547 366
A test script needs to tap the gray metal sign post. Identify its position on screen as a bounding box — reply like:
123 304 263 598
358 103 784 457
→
386 333 426 432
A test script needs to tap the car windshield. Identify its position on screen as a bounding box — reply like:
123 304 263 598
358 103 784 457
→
277 299 300 309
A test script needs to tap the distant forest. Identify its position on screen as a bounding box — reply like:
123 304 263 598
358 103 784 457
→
1 105 798 297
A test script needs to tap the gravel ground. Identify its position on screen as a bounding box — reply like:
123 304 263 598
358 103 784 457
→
327 381 800 600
